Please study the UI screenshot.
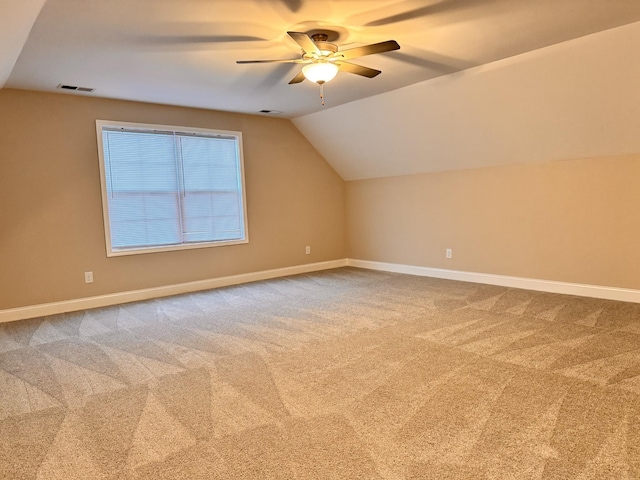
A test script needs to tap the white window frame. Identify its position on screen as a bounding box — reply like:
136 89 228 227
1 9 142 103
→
96 119 249 257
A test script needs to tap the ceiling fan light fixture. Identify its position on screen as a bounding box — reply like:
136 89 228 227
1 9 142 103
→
302 62 339 84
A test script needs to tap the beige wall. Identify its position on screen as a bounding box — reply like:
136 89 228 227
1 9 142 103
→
0 89 345 309
346 155 640 290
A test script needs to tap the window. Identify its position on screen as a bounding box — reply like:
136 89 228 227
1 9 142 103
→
96 120 248 256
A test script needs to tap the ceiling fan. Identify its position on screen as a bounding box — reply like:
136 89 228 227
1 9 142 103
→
236 31 400 104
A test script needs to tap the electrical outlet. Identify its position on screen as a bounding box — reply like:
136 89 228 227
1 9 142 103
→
446 249 452 259
305 246 311 255
84 271 94 283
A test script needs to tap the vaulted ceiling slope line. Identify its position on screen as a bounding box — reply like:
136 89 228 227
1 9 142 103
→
292 21 640 181
0 0 47 87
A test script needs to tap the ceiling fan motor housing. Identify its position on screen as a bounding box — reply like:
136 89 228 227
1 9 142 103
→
306 33 338 58
314 42 338 55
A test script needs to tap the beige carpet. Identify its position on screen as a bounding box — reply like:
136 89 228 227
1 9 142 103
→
2 267 640 479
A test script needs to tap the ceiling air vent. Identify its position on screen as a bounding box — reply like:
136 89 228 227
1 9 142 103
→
258 109 282 115
57 84 95 92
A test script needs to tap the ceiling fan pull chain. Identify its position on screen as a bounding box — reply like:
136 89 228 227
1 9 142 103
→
320 82 325 105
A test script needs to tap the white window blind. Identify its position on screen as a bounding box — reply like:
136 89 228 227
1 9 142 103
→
96 121 248 256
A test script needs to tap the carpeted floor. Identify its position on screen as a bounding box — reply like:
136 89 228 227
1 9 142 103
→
2 267 640 479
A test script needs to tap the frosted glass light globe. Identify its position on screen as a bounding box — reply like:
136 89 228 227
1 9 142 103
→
302 62 339 84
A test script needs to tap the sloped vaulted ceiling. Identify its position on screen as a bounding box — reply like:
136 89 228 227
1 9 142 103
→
293 21 640 180
0 0 47 87
3 1 640 180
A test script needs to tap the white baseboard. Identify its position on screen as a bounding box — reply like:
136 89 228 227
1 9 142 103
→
347 259 640 304
3 258 639 323
0 259 348 323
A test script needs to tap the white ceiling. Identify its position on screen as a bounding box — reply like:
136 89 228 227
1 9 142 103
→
0 0 47 87
294 21 640 180
5 0 640 119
